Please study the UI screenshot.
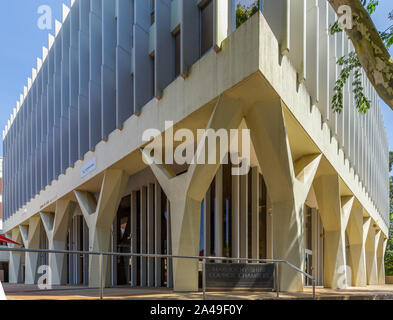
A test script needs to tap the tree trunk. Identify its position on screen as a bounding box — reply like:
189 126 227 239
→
328 0 393 111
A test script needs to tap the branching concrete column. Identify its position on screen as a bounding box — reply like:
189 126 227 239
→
74 169 129 288
8 228 23 284
346 204 367 286
19 216 42 284
377 235 387 285
313 175 353 289
142 95 243 292
365 222 380 285
245 99 322 292
40 199 76 285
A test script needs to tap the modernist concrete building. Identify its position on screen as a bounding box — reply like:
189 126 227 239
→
1 0 390 292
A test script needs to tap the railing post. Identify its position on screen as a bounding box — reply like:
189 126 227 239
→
202 257 206 300
275 262 280 298
99 254 104 300
313 279 316 300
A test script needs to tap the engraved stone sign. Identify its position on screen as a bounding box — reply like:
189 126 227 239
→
205 263 275 289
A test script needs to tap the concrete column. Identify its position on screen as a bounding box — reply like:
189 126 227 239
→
203 187 211 256
313 175 353 289
143 95 243 291
251 167 259 260
19 216 42 284
365 223 380 285
83 220 89 285
111 220 117 286
40 200 76 285
245 99 322 292
71 216 76 284
147 183 155 287
8 229 23 284
346 204 367 286
74 169 129 287
239 173 248 259
377 235 387 285
130 190 137 287
215 166 223 261
266 196 273 260
140 186 147 287
231 173 240 261
68 217 74 285
69 215 76 285
72 215 81 284
154 182 162 287
166 199 173 288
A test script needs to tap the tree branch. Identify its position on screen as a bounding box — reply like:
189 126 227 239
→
328 0 393 111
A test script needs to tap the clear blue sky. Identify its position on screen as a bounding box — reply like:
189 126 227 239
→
0 0 392 157
0 0 63 156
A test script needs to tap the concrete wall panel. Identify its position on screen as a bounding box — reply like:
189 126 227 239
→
116 0 134 129
89 0 103 151
133 0 153 115
61 16 71 174
54 22 62 180
101 0 117 141
155 0 173 99
78 0 90 159
262 0 289 53
305 0 319 105
69 1 80 167
181 0 200 77
289 0 306 81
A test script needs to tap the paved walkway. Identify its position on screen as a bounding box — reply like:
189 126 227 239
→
2 283 393 300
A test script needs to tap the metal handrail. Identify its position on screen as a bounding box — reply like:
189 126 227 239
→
0 246 316 300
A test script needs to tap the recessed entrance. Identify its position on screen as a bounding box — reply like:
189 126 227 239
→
116 196 131 285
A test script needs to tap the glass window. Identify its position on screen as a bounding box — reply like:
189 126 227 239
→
200 0 214 56
174 31 181 77
151 55 155 96
151 0 155 25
